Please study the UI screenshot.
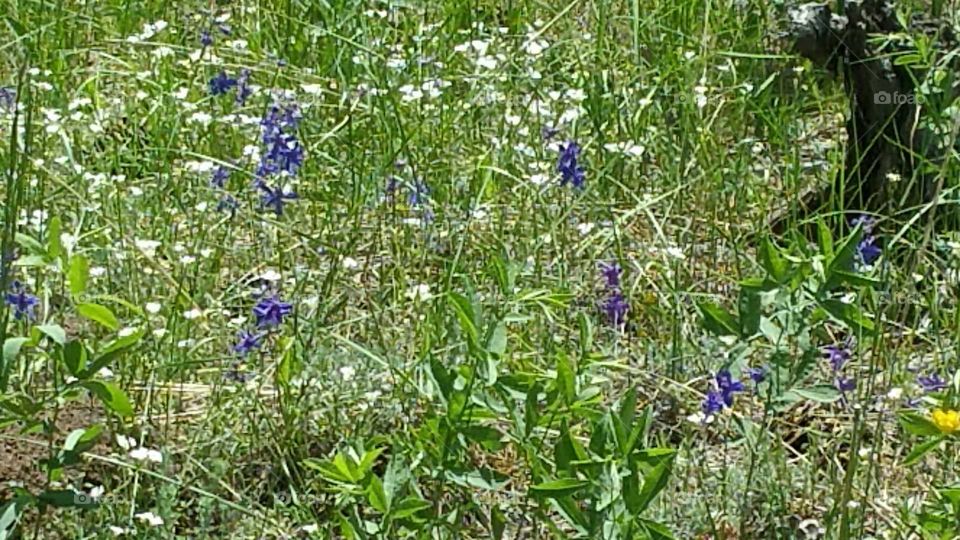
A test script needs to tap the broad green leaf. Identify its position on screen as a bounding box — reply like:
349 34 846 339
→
759 238 788 282
485 320 507 355
698 302 739 337
817 218 834 258
448 293 479 347
490 506 506 540
638 519 676 540
76 303 119 331
827 226 864 276
391 497 431 519
80 381 133 417
785 385 842 403
35 325 67 346
819 299 875 334
578 312 593 357
555 353 576 405
903 437 944 466
367 476 388 513
899 412 942 437
61 341 87 377
357 447 386 477
68 255 89 297
14 233 44 256
632 459 672 513
63 425 102 452
3 338 30 363
303 458 352 484
530 478 589 498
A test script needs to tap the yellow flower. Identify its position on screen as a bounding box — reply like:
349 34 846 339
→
931 409 960 434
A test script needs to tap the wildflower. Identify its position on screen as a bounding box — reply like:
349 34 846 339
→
408 180 430 206
210 166 230 188
235 69 251 105
258 184 298 216
747 366 767 385
200 29 213 47
599 261 622 289
252 295 293 328
715 369 745 406
134 512 164 527
0 87 15 110
557 140 585 189
849 214 876 234
216 195 239 214
208 71 237 96
917 373 947 393
824 341 852 372
856 236 881 265
233 330 263 356
5 281 39 320
931 408 960 434
836 376 856 393
702 389 725 416
601 290 629 326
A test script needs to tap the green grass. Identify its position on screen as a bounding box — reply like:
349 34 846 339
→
1 0 959 538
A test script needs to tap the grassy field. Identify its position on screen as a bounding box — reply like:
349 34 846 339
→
1 0 959 538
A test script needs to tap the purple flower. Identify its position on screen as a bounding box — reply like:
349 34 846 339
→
5 281 39 320
258 184 298 216
257 103 304 182
235 69 252 106
702 389 725 416
856 236 881 265
599 262 622 289
252 295 293 328
849 214 876 234
209 71 238 96
836 376 856 393
233 330 263 356
200 29 213 46
601 291 629 327
0 87 15 110
716 369 745 406
557 141 585 189
747 366 767 384
824 341 852 372
408 180 430 206
210 166 230 188
917 373 947 393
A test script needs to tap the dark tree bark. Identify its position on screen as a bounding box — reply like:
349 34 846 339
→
772 0 958 232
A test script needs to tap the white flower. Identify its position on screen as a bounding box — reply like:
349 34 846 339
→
577 222 595 235
145 302 162 314
405 283 432 301
339 366 356 381
115 435 137 450
476 56 498 70
301 84 325 95
565 88 587 102
134 239 161 256
90 266 107 277
301 524 319 533
129 447 163 463
524 39 547 57
182 308 203 320
259 269 282 281
118 327 137 337
134 511 164 527
342 257 360 270
529 173 550 186
97 367 114 379
108 526 129 536
665 246 685 260
188 111 213 126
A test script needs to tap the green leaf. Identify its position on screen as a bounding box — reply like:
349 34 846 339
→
81 328 145 378
391 497 431 519
35 325 67 346
367 476 389 513
14 233 45 256
817 218 834 258
47 217 63 261
819 299 875 334
490 506 506 540
737 287 761 337
63 425 102 452
76 303 119 331
578 312 593 357
632 459 672 514
698 302 739 337
68 255 89 298
429 358 453 402
638 519 676 540
80 381 133 417
12 255 47 268
899 412 942 437
530 478 590 498
303 458 352 484
759 238 788 283
62 341 87 377
448 293 479 347
0 499 24 540
485 320 507 355
903 437 944 466
357 447 386 477
3 338 30 364
827 226 864 277
785 385 842 403
555 352 576 404
524 382 540 437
